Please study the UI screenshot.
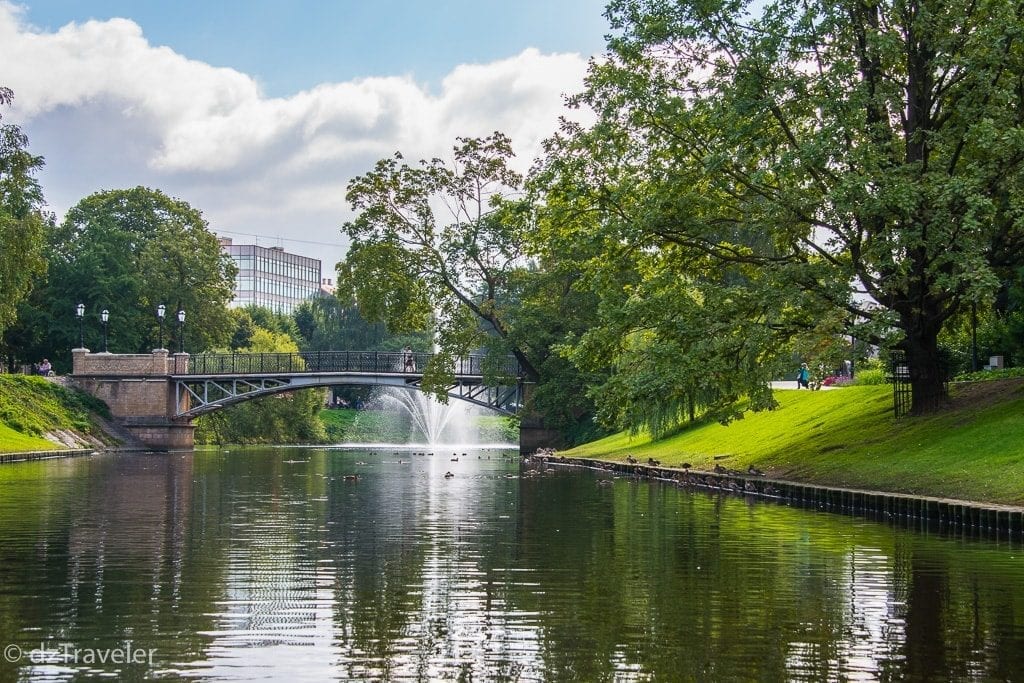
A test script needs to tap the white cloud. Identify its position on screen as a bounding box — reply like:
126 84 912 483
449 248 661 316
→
0 1 591 268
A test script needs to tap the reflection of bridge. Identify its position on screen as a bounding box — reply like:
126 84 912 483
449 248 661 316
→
70 349 528 451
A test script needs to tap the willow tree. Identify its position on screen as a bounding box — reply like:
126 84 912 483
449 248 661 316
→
536 0 1024 415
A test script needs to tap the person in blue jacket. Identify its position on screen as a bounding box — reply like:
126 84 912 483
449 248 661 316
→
797 362 810 389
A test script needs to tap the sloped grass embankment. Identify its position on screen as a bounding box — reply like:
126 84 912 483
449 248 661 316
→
0 375 112 452
564 381 1024 506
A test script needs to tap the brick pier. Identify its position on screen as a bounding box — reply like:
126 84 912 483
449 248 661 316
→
71 349 194 450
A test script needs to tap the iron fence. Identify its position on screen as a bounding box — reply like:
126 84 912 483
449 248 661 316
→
890 351 912 418
182 351 521 378
889 350 950 418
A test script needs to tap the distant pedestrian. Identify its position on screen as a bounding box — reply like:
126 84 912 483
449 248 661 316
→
797 363 810 389
402 346 416 372
38 358 52 376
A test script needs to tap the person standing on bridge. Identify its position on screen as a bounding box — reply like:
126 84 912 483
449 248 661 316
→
403 346 416 372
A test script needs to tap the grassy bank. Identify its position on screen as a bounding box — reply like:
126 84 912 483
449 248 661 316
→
563 380 1024 506
0 375 112 452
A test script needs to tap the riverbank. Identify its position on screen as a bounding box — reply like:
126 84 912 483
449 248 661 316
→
561 380 1024 506
0 375 116 452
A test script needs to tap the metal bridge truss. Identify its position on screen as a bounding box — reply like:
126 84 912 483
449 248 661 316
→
174 373 522 419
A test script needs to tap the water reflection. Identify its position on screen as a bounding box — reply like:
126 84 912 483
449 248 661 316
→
0 450 1021 680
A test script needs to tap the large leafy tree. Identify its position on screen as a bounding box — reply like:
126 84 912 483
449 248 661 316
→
195 322 327 445
0 87 48 346
537 0 1024 415
24 187 236 368
532 164 816 434
292 295 430 354
340 133 539 392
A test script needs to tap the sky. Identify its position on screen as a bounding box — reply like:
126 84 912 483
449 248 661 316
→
1 0 610 271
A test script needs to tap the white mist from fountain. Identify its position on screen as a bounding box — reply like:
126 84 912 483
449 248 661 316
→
373 387 503 447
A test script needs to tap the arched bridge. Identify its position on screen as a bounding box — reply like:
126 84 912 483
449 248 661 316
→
70 348 526 450
178 350 523 418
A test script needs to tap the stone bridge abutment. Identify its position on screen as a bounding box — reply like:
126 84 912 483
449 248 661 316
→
71 349 194 450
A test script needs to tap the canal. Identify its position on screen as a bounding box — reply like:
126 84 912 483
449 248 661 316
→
0 447 1021 680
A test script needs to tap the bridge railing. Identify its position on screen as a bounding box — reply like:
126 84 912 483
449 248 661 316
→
182 351 521 378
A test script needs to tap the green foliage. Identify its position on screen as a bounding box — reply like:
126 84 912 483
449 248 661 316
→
534 0 1024 416
341 133 540 394
7 187 236 372
319 408 518 444
852 368 888 386
474 415 519 444
0 375 110 451
954 367 1024 382
292 296 431 354
0 88 47 343
194 321 327 445
319 408 360 443
332 409 413 443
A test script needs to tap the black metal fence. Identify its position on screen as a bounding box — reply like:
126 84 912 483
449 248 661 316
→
183 351 520 378
889 350 950 418
890 351 912 418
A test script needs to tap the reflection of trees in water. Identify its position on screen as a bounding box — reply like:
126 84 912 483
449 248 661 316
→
1 454 1023 679
509 473 1024 680
0 454 219 678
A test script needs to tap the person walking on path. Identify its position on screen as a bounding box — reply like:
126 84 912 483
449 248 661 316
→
797 363 810 389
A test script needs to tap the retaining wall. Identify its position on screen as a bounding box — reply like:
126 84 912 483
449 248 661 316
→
0 448 95 464
534 456 1024 542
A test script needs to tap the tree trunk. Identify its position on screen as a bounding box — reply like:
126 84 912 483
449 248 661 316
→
902 327 948 415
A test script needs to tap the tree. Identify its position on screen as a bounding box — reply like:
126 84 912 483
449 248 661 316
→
536 0 1024 415
30 187 236 369
0 87 47 345
195 324 326 445
340 133 538 394
292 295 431 354
494 250 610 442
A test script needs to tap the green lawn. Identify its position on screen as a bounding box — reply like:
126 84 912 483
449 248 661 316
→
0 375 110 452
0 423 61 452
564 382 1024 506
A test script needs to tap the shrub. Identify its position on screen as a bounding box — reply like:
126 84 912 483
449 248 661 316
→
954 366 1024 382
853 368 888 385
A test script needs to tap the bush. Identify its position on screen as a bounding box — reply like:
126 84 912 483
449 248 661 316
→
853 368 888 385
954 366 1024 382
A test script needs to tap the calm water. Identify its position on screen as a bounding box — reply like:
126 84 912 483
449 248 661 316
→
0 448 1022 681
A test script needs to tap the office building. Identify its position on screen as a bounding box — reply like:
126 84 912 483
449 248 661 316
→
220 238 322 314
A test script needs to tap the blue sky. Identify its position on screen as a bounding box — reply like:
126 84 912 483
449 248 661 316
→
21 1 610 96
3 1 609 266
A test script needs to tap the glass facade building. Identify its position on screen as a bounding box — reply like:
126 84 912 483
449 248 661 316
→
220 239 322 314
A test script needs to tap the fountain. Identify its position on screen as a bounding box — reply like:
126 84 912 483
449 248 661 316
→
374 387 480 446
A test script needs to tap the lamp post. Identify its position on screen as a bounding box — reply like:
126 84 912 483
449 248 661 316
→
75 303 85 349
157 304 166 350
101 309 110 353
177 309 186 353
